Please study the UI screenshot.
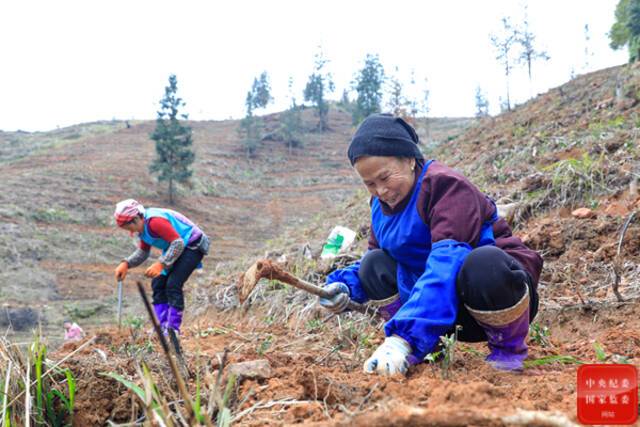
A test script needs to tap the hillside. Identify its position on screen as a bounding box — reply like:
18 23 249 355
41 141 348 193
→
3 62 640 426
0 108 470 343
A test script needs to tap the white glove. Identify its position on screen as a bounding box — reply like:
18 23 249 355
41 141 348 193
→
363 335 412 375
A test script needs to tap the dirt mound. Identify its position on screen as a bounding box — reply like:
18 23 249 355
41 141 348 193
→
42 292 638 425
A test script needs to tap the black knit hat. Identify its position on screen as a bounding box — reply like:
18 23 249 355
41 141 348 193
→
347 113 424 165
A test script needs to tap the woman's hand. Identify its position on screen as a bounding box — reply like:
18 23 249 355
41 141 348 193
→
318 282 350 313
115 261 128 281
144 262 164 278
364 335 412 375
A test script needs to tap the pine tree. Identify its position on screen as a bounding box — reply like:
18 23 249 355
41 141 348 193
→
490 17 518 112
149 74 194 205
353 53 385 125
251 72 273 110
304 49 334 131
238 71 272 157
279 77 303 155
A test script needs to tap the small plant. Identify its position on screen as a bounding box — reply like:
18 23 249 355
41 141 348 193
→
124 315 145 330
425 326 462 379
529 323 551 347
440 325 462 379
121 315 146 341
18 338 77 426
358 331 375 349
594 342 608 362
607 115 625 128
257 335 273 356
305 319 324 332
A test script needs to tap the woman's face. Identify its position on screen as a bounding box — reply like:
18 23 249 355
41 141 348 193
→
354 156 416 208
120 216 144 234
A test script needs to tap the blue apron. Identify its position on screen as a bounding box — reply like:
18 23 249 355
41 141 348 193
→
139 208 198 275
371 161 498 358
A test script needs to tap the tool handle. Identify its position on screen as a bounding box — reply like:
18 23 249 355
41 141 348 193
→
117 280 123 327
292 276 368 314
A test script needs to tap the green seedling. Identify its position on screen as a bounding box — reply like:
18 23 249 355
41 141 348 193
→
594 342 607 362
529 323 551 347
123 315 145 331
305 319 324 332
24 338 77 426
257 335 273 356
440 325 462 379
217 374 237 427
358 331 376 349
194 367 204 424
425 326 462 379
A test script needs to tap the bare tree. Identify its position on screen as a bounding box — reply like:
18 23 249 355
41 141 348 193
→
408 69 419 120
474 86 490 118
386 66 407 116
490 17 518 111
516 5 549 95
584 24 594 71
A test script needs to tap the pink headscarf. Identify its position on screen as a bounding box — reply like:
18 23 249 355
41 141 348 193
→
114 199 145 226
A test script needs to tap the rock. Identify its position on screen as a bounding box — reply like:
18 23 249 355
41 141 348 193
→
227 359 273 380
571 208 596 219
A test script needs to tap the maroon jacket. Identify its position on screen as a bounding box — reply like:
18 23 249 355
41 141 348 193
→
369 160 543 286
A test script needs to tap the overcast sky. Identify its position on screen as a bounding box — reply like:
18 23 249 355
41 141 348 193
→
0 0 629 132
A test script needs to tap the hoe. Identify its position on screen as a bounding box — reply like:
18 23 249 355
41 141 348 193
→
238 259 369 314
